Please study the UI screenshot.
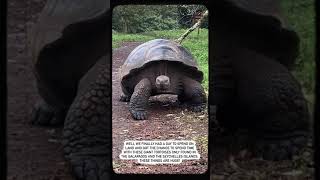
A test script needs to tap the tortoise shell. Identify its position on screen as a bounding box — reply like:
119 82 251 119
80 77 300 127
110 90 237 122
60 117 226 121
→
29 0 109 63
28 0 110 107
214 0 300 68
120 39 204 84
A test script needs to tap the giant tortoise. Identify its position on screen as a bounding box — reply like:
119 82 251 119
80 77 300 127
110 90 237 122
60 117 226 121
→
119 39 207 120
29 0 310 179
211 0 310 160
29 0 111 179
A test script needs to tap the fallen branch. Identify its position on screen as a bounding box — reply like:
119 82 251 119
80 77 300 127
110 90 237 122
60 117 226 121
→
175 10 208 44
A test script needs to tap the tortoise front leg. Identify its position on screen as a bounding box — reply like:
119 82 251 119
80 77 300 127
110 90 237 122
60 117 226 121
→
63 61 111 180
179 77 207 112
129 78 152 120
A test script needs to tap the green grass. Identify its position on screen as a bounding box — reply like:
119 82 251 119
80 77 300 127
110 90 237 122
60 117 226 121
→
112 33 153 48
112 28 209 91
281 0 316 112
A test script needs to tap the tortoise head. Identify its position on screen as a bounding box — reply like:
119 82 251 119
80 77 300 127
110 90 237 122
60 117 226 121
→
155 75 170 92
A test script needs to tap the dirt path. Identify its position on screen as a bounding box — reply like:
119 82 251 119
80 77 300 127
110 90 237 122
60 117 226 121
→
7 0 74 179
112 42 208 174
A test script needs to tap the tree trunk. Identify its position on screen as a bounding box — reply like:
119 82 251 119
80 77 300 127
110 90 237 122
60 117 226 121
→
175 10 208 44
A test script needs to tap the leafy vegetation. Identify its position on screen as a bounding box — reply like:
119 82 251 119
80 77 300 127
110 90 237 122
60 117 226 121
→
112 5 208 33
112 29 209 91
112 5 179 33
281 0 316 111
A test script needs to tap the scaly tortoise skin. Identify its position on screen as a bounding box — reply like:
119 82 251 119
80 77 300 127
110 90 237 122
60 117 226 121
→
119 39 207 120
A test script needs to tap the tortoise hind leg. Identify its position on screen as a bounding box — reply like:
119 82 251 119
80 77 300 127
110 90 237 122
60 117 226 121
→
119 84 131 102
31 78 70 126
120 93 131 102
63 58 111 180
31 99 67 126
129 78 152 120
178 77 207 112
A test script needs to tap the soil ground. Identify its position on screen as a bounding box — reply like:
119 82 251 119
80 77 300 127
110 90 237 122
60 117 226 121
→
112 42 208 174
7 0 315 179
210 118 315 180
7 0 73 179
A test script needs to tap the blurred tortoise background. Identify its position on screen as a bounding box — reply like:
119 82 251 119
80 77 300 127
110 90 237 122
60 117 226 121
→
28 0 312 179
